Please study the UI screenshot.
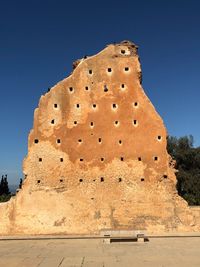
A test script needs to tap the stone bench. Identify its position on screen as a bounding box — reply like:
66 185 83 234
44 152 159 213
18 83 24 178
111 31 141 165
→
100 229 148 243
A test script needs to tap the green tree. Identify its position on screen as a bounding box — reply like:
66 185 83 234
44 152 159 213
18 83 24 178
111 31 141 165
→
0 174 11 202
19 178 23 189
167 135 200 205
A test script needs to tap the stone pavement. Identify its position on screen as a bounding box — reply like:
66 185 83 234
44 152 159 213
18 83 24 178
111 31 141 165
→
0 237 200 267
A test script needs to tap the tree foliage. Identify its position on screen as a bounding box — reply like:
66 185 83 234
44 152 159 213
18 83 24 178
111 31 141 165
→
167 135 200 205
0 175 11 202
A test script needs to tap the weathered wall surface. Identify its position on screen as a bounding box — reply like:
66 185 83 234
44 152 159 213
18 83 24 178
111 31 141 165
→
0 41 199 235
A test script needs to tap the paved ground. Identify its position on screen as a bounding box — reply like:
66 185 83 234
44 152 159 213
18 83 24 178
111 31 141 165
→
0 237 200 267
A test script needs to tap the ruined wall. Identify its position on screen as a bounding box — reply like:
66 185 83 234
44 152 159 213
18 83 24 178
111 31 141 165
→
0 41 199 235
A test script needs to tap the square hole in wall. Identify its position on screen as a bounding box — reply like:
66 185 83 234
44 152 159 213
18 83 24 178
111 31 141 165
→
85 86 89 91
51 119 55 124
121 49 126 54
60 179 63 182
74 121 77 125
124 67 129 71
120 84 126 91
54 104 58 108
78 139 82 143
120 157 124 161
104 85 108 92
141 178 145 182
138 157 142 161
76 104 80 108
79 178 83 182
119 178 122 182
34 139 39 144
37 180 41 184
154 156 158 161
157 136 162 141
60 158 63 162
69 87 74 92
98 138 102 143
57 139 61 144
89 69 92 74
100 177 104 182
39 158 42 162
133 119 138 126
114 121 119 126
163 175 168 178
107 68 112 73
92 104 97 109
118 140 122 145
80 158 84 162
101 157 104 162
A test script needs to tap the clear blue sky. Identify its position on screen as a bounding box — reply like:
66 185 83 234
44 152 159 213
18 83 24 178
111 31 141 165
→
0 0 200 184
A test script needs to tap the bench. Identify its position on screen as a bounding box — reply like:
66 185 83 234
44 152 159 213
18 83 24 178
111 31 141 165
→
100 229 148 244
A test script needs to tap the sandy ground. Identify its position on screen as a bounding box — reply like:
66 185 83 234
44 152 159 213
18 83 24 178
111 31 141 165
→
0 237 200 267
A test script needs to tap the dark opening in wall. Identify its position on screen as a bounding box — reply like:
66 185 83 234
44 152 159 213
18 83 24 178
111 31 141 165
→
100 177 104 182
113 104 117 109
104 85 108 92
119 178 122 182
37 180 41 184
115 121 119 126
76 104 80 108
125 67 129 71
134 102 138 107
119 140 122 145
51 119 55 124
57 139 61 144
107 68 112 72
154 156 158 161
69 87 74 92
93 104 96 108
74 121 77 125
78 139 82 143
141 178 145 182
85 86 89 90
60 158 63 162
101 157 104 162
138 157 142 161
80 158 84 162
120 157 124 161
89 69 92 74
98 138 102 143
60 179 63 182
39 158 42 162
158 136 162 140
54 104 58 108
121 84 125 88
121 49 125 54
90 122 94 127
133 120 137 125
34 139 39 144
79 179 83 182
163 175 168 179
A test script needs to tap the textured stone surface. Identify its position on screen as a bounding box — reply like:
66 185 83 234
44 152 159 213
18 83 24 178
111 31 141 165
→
0 40 199 235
